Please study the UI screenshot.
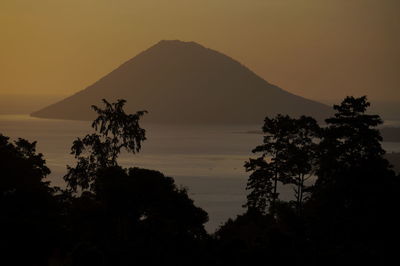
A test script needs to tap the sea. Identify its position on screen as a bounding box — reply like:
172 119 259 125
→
1 114 400 232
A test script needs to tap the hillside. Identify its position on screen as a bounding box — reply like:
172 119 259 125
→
31 40 331 124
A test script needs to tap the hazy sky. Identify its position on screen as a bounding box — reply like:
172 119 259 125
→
1 0 399 102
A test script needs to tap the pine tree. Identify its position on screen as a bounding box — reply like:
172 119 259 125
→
245 115 297 214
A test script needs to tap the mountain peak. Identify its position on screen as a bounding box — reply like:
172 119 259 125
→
31 41 331 124
144 40 219 59
155 40 204 48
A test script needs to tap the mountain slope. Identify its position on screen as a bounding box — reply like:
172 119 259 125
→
31 40 331 124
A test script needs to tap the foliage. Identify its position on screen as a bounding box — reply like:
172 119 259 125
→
64 99 147 192
316 96 385 184
307 96 398 264
245 115 320 214
240 96 400 264
61 99 209 265
2 96 399 265
245 115 297 213
0 134 50 191
0 134 62 264
286 116 320 211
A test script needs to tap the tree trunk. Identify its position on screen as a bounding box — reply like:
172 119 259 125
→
297 174 302 212
298 174 305 214
272 170 278 216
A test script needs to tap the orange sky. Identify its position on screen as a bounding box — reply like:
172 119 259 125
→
0 0 399 102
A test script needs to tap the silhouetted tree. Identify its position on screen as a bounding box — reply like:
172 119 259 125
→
306 96 400 264
62 99 209 265
245 115 320 214
64 99 146 192
287 116 320 212
5 95 398 265
245 115 296 214
316 96 385 184
239 96 400 265
214 204 307 266
0 134 62 265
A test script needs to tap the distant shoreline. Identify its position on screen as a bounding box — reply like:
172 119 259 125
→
2 113 400 142
241 126 400 143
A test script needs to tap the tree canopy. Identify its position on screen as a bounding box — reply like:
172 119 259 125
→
64 99 147 192
235 96 400 265
1 96 399 265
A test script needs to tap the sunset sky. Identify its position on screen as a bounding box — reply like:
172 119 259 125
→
1 0 399 102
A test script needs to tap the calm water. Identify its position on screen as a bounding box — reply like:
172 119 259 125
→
0 115 262 232
1 115 399 232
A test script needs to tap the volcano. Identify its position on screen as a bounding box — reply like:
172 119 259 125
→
31 40 331 124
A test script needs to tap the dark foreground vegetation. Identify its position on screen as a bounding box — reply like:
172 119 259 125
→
1 97 399 265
